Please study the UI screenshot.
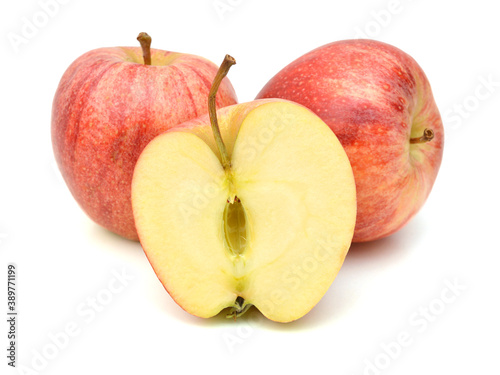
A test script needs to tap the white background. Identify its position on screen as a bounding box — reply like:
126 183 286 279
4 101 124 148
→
1 0 499 374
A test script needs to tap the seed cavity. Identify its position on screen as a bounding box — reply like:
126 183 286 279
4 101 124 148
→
223 196 248 256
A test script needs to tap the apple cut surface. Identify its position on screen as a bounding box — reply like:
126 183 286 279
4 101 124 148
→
132 100 356 322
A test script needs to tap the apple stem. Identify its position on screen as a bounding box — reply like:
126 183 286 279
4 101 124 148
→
137 32 152 65
209 54 236 171
410 128 434 144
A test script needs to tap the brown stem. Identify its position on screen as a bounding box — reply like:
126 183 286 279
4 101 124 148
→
136 32 152 65
410 128 434 144
209 54 236 170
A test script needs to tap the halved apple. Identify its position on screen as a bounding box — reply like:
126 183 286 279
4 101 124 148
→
131 56 356 322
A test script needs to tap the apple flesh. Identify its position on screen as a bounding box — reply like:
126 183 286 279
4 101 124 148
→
131 99 356 322
52 41 237 240
256 39 444 242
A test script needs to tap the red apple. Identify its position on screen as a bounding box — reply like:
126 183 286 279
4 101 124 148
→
52 33 237 240
256 39 444 242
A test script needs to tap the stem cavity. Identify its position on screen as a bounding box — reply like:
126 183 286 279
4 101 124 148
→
209 54 236 171
410 128 434 144
137 32 152 65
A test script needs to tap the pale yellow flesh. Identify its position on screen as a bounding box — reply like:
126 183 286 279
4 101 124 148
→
132 100 356 322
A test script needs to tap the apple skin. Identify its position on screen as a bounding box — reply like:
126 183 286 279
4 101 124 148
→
256 39 444 242
52 46 237 240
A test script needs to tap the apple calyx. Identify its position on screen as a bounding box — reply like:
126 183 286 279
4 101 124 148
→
136 32 152 65
227 296 252 320
410 128 434 144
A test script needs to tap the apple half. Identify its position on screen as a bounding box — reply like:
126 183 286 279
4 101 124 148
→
131 57 356 322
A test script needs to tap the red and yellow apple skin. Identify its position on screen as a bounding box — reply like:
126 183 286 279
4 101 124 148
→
52 47 237 240
257 39 444 242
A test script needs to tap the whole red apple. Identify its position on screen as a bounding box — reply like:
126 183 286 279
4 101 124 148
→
256 39 443 242
52 33 237 240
